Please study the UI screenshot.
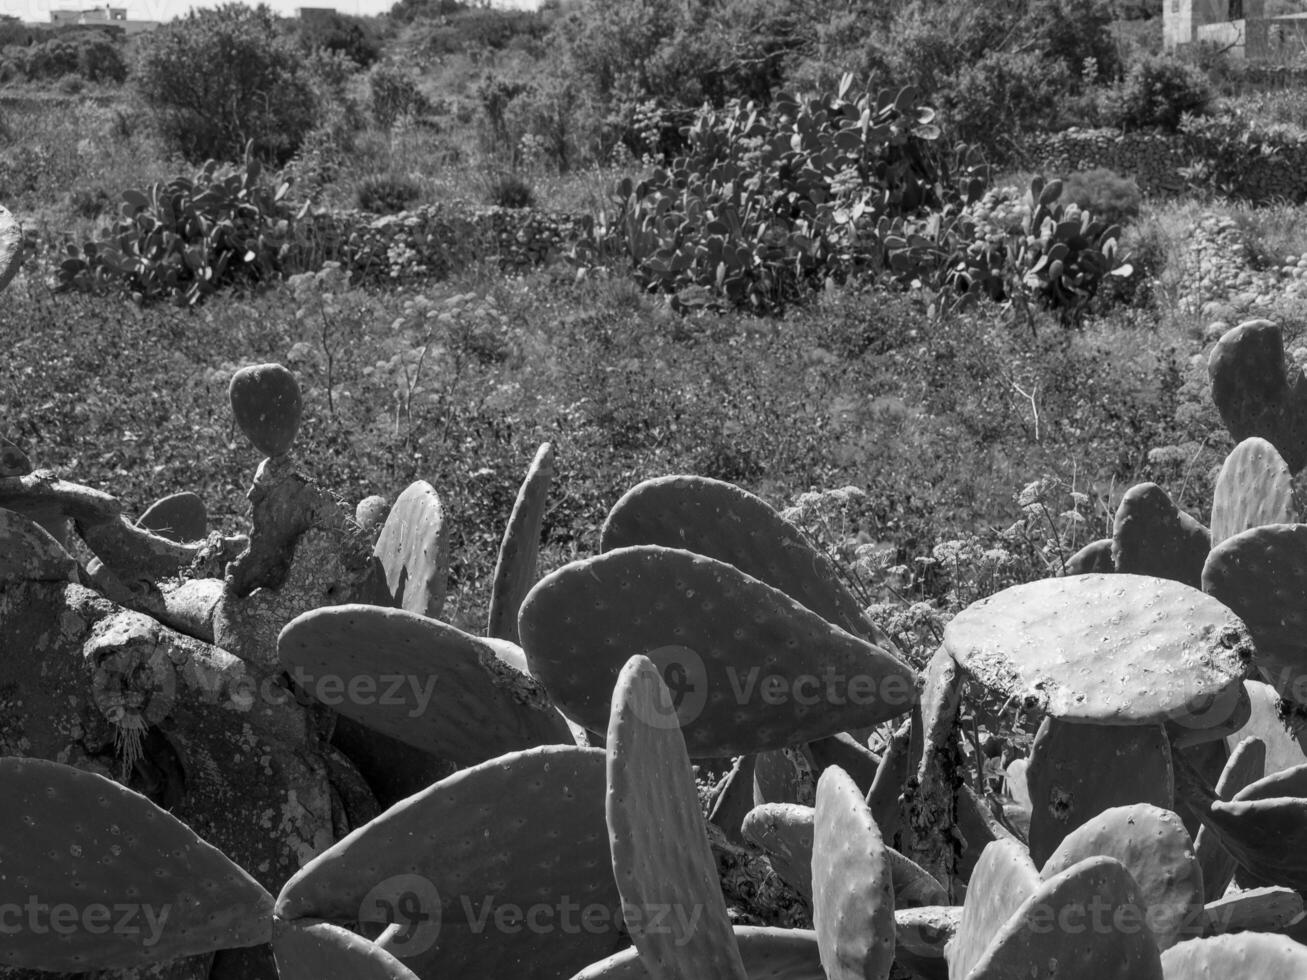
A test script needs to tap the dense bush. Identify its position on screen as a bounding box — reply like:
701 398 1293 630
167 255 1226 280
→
1061 168 1142 226
297 12 381 68
134 3 319 165
9 28 126 83
356 173 421 213
1105 54 1213 132
367 63 432 128
486 173 535 209
942 50 1072 158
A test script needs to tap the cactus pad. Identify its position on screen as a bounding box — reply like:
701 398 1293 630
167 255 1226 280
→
946 838 1040 980
943 573 1253 725
1201 762 1307 892
1160 932 1307 977
1208 319 1307 474
1195 735 1266 902
271 919 421 980
276 745 624 979
1111 483 1210 588
0 757 273 971
487 442 554 643
968 856 1164 980
228 362 302 457
1039 804 1203 951
600 475 893 647
371 480 451 619
278 604 573 768
519 546 916 756
568 926 823 980
1064 538 1113 575
1210 437 1295 546
1203 524 1307 703
811 766 895 980
136 491 207 542
606 655 748 980
1026 718 1175 866
1202 886 1303 936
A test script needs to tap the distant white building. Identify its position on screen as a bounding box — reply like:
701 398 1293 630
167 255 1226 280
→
49 4 157 33
1164 0 1307 62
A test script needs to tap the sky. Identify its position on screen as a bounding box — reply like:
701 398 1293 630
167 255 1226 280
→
17 0 538 23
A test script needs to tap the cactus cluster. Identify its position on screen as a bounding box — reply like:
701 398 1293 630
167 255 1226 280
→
3 325 1307 979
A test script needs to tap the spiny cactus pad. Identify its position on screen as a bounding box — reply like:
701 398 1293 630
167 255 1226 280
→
1208 319 1307 474
0 757 274 971
607 655 748 980
942 574 1253 725
1111 483 1210 589
741 802 947 911
1203 523 1307 703
1210 437 1295 546
945 838 1040 980
967 856 1164 980
1026 718 1175 867
1202 762 1307 892
1159 932 1307 978
1195 735 1266 902
599 475 892 647
568 926 823 980
1235 680 1307 776
1202 886 1303 935
276 745 623 978
1039 804 1203 951
519 546 917 756
228 362 302 457
1064 537 1113 575
271 919 422 980
371 480 451 620
487 442 554 644
136 490 207 542
811 766 894 980
278 604 573 768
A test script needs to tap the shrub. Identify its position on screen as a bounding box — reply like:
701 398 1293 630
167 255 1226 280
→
486 173 535 209
942 50 1073 159
1061 168 1142 227
367 63 432 128
357 173 421 213
133 3 319 165
1106 54 1212 132
297 11 380 68
20 29 126 83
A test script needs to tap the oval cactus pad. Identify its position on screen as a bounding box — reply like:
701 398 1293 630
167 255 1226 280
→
228 362 302 457
946 838 1040 980
1040 804 1203 951
607 655 748 980
487 442 554 644
520 546 917 757
600 475 886 644
1160 932 1307 978
1210 438 1295 547
0 757 274 972
278 604 573 768
276 745 623 979
372 480 451 620
943 574 1253 725
1203 524 1307 702
968 856 1164 980
812 766 895 980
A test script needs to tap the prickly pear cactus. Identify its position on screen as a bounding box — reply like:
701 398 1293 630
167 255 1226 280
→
487 442 554 643
1208 319 1307 474
1210 437 1295 546
0 203 24 291
1111 483 1210 589
229 363 303 459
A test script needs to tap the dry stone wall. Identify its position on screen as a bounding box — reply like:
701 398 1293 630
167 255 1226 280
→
1025 126 1307 204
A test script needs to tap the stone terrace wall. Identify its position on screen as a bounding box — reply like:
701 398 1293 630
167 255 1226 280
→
1024 127 1307 204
